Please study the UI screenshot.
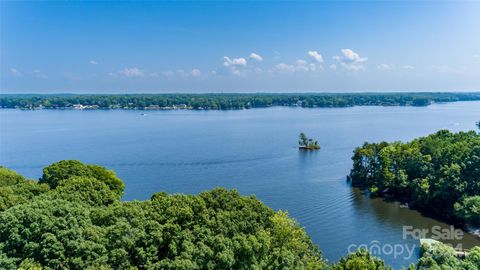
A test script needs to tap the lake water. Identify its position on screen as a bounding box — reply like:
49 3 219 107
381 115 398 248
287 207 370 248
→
1 102 480 269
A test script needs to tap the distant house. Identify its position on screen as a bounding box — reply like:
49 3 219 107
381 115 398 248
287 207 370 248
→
145 105 160 110
175 104 188 109
73 104 84 110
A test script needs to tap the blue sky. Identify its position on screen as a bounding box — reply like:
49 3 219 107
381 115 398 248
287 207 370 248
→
1 1 479 93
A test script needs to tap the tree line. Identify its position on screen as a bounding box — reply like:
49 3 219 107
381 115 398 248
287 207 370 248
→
350 130 480 226
1 160 479 269
2 92 480 110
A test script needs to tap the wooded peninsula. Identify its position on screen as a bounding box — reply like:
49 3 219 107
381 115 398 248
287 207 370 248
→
1 92 480 110
350 130 480 226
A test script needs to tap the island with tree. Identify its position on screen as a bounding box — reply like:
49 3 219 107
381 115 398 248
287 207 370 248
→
298 133 320 150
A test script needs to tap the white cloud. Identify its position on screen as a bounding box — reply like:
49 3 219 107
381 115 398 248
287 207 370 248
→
162 69 202 78
190 68 201 77
329 64 337 71
402 65 415 70
340 49 367 63
333 49 368 71
274 63 296 73
272 59 318 73
120 67 144 77
249 53 263 61
222 56 248 76
89 60 98 65
376 64 393 71
431 65 465 74
10 68 22 77
308 50 323 63
32 70 48 79
223 56 247 67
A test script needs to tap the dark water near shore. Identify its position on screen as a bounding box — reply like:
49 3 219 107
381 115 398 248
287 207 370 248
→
1 102 480 269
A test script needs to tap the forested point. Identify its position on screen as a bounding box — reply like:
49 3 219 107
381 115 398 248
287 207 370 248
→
1 160 479 269
350 130 480 226
1 92 480 110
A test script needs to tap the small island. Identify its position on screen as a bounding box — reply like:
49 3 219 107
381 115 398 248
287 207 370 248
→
298 132 320 150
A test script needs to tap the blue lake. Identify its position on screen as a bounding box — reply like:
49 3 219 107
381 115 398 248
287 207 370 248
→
1 102 480 269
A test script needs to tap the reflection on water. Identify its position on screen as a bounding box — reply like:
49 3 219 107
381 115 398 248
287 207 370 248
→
1 102 480 269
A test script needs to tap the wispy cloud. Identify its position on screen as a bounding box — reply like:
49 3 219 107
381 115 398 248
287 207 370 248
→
32 70 48 79
272 59 319 73
119 67 144 77
10 68 22 77
223 56 247 67
162 68 203 78
249 53 263 61
223 56 248 76
89 60 98 65
376 64 393 71
333 49 368 71
308 51 323 63
190 68 201 77
431 65 465 74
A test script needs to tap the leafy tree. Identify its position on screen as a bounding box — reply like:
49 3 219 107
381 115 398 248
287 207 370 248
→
454 196 480 224
330 249 392 270
298 133 320 150
411 242 480 270
0 167 49 211
49 176 120 206
350 130 480 224
299 133 309 147
39 160 91 188
39 160 124 196
0 165 326 269
1 161 477 269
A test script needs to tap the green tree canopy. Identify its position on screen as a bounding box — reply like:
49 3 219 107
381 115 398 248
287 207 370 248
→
0 163 326 270
0 167 49 211
329 249 392 270
39 160 124 196
350 130 480 224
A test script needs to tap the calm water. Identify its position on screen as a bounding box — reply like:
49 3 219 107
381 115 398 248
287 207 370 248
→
1 102 480 269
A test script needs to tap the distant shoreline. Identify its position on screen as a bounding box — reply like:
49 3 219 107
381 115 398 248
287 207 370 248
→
2 92 480 111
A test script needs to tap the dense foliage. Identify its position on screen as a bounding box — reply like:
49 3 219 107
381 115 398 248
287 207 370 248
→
410 242 480 270
328 249 392 270
39 160 125 197
0 162 326 270
1 160 478 269
2 92 480 110
0 167 49 211
350 130 480 224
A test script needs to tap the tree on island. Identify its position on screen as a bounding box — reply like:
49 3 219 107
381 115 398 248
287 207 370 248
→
298 133 320 150
477 120 480 130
